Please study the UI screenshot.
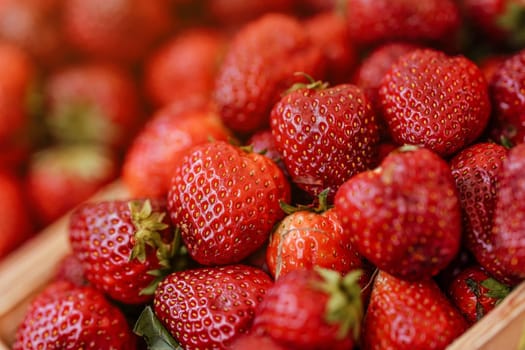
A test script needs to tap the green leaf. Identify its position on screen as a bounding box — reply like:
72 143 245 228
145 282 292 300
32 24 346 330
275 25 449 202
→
133 306 183 350
481 278 511 300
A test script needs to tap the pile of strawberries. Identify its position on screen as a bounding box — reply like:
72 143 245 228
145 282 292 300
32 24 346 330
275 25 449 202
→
5 0 525 349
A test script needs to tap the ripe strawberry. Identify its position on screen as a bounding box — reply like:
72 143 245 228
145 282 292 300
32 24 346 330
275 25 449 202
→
214 13 324 134
207 0 295 28
378 48 491 156
0 170 33 258
62 0 173 64
144 28 226 108
266 192 363 279
153 265 273 349
167 141 291 265
26 144 118 227
253 268 363 350
12 280 137 350
69 198 180 304
335 146 462 281
492 143 525 280
489 48 525 146
449 142 518 284
229 333 289 350
271 80 379 199
44 63 143 151
246 129 283 168
345 0 461 46
122 100 232 198
448 265 510 324
52 253 87 286
362 271 468 350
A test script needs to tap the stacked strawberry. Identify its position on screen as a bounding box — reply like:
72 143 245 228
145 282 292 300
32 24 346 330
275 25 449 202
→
9 0 525 349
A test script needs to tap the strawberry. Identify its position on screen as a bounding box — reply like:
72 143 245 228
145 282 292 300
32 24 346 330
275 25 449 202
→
26 144 118 227
378 48 491 156
492 143 525 281
478 54 508 82
167 140 291 265
345 0 461 46
122 99 232 198
362 271 468 350
12 280 137 350
448 265 510 324
246 129 283 168
62 0 173 64
144 28 226 108
229 333 290 350
44 63 143 151
52 253 87 286
253 267 363 350
153 264 273 349
335 146 462 281
489 48 525 146
266 192 364 279
214 13 324 134
0 170 33 258
270 80 379 199
69 198 181 304
449 142 518 284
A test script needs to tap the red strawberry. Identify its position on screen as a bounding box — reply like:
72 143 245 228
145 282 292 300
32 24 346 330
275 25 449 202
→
271 80 379 199
12 280 137 350
153 265 273 349
0 170 33 258
492 143 525 281
448 265 510 324
214 13 324 134
44 63 143 151
449 142 518 284
253 268 363 350
378 48 491 156
229 333 290 350
167 141 291 265
362 271 468 350
345 0 461 46
489 49 525 146
144 28 227 108
26 144 118 226
266 192 363 279
335 146 462 281
122 99 232 198
69 198 180 304
62 0 173 64
246 129 283 168
52 253 87 286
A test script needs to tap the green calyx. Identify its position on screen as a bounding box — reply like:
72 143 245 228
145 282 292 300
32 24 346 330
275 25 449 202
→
128 200 184 295
497 1 525 48
279 188 331 215
284 72 329 95
133 306 184 350
313 267 363 341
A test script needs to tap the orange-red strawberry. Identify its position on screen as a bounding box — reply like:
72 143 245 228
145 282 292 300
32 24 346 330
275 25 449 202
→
362 271 468 350
448 265 510 324
122 99 232 198
69 198 180 304
335 146 462 281
214 13 324 134
167 141 291 265
153 265 273 349
378 49 491 156
345 0 461 46
271 80 379 199
144 28 227 108
13 281 137 350
253 268 363 350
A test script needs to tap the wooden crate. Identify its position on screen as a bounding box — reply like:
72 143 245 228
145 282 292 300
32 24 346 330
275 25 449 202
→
0 180 524 349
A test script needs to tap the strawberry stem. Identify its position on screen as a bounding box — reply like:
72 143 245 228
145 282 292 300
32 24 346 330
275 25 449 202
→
279 188 331 214
284 72 329 95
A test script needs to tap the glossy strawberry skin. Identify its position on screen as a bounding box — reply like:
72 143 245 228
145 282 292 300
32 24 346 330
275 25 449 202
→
167 141 291 266
69 199 174 304
335 147 462 281
492 143 525 280
345 0 461 46
214 13 324 134
122 100 232 198
266 208 363 279
154 265 273 350
379 49 491 156
271 83 379 199
362 271 468 350
13 281 137 350
449 142 518 284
